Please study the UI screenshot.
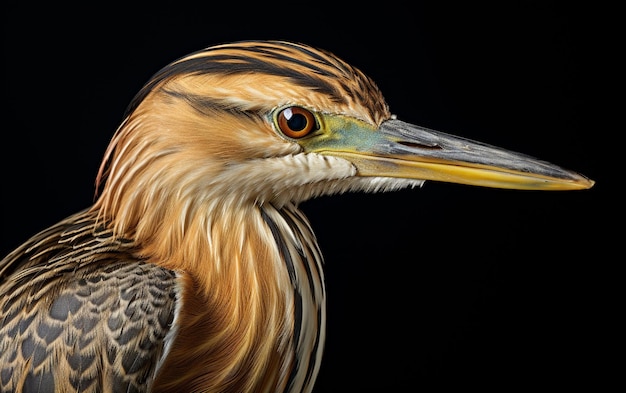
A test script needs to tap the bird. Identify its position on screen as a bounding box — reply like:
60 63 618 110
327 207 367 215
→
0 40 593 393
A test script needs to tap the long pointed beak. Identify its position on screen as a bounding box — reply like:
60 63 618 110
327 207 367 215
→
309 118 594 190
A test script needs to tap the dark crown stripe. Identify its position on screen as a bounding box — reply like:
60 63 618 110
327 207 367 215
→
125 42 348 117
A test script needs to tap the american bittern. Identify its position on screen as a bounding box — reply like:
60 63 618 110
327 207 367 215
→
0 40 593 392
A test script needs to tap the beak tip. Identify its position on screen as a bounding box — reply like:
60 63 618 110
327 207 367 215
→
580 177 595 190
538 171 594 191
568 171 595 190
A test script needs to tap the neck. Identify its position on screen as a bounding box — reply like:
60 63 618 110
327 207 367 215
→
94 190 326 392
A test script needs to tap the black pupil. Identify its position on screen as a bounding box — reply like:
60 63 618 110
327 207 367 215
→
286 112 308 131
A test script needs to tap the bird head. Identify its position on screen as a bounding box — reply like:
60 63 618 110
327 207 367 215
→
94 40 593 237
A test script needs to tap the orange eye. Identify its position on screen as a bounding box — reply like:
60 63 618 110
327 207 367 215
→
276 107 317 139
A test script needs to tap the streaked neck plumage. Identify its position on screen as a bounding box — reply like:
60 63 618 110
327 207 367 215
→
93 129 326 390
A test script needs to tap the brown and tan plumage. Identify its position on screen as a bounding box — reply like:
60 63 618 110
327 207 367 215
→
0 40 593 393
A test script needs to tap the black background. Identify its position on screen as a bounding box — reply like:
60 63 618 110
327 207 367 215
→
2 2 613 392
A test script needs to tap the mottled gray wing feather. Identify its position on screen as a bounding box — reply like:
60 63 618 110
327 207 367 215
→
0 210 180 393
